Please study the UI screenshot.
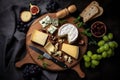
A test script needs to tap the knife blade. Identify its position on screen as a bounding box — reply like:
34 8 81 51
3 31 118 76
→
29 45 68 69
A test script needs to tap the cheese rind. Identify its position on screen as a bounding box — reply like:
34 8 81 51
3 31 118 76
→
31 30 48 46
61 43 79 59
58 23 78 43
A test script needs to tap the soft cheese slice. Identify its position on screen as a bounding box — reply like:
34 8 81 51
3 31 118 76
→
31 30 48 46
58 23 78 43
39 15 51 28
44 41 55 55
61 43 79 59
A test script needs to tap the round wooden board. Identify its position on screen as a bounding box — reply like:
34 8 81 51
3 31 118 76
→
26 13 88 71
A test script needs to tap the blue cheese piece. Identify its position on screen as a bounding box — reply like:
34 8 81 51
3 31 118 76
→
51 18 59 26
47 25 57 34
39 15 51 28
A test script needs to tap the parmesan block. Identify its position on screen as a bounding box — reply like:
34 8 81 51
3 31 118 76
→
61 43 79 59
58 23 78 43
44 41 55 55
31 30 48 46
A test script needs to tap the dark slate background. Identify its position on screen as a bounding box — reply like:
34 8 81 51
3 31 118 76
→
0 0 120 80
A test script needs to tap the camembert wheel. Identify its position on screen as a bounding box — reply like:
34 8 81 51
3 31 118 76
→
58 23 79 44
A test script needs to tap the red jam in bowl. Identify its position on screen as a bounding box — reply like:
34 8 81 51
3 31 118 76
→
30 5 40 15
91 21 106 38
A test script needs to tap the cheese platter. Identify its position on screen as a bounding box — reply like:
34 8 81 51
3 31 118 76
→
16 13 88 78
27 13 87 68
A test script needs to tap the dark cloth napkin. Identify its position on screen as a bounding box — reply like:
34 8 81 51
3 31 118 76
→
0 0 58 80
0 0 120 80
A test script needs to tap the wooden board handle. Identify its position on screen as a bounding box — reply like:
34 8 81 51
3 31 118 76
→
15 53 35 68
72 64 85 78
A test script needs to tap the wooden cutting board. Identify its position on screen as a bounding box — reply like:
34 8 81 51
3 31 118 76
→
16 13 88 78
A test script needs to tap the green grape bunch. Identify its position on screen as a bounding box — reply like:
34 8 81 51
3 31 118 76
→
83 51 102 68
83 33 118 68
97 33 118 58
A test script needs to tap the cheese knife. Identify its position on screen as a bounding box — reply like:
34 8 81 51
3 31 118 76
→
29 45 68 69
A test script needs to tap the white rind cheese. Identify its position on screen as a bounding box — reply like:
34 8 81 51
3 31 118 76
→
58 23 78 43
61 43 79 59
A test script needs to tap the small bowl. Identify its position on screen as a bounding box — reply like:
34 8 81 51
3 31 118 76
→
91 21 106 38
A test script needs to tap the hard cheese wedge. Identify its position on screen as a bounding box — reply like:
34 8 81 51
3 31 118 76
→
44 41 55 55
31 30 48 46
61 43 79 59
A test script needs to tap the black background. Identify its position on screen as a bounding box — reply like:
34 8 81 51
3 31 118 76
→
0 0 120 80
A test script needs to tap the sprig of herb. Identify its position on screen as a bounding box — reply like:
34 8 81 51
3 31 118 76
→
73 16 81 23
77 22 84 28
38 55 44 60
74 16 84 28
81 28 92 37
81 28 97 45
59 19 67 25
42 62 48 69
88 37 97 45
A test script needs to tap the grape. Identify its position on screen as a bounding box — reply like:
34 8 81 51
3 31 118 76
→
107 48 113 57
84 55 90 62
108 33 113 40
99 46 105 53
91 59 99 66
112 41 118 48
91 54 98 60
97 49 101 53
98 40 105 47
83 55 87 58
102 51 107 58
103 43 109 51
103 35 109 42
87 51 92 57
97 55 102 60
46 1 59 12
108 42 115 48
23 64 42 80
85 62 91 68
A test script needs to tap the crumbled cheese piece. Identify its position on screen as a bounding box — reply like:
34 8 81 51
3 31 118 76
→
51 18 59 26
54 51 62 56
67 57 72 63
47 25 57 34
64 55 68 61
55 43 59 52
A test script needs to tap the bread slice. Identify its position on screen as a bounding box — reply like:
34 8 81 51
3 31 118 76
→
81 5 99 23
92 6 103 19
89 1 104 19
80 1 99 17
80 1 103 23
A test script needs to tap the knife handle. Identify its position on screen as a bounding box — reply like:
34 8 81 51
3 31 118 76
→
51 57 68 69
